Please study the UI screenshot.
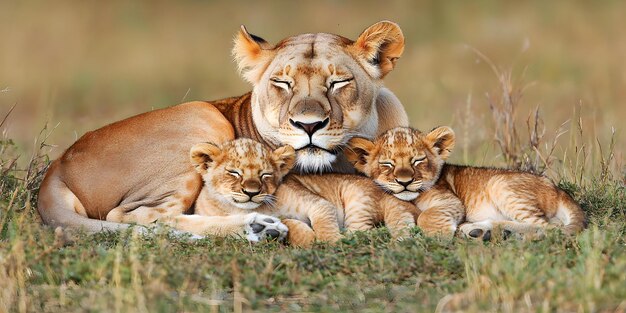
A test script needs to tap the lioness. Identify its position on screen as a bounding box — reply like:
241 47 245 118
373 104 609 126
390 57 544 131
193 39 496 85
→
37 21 409 238
346 127 585 239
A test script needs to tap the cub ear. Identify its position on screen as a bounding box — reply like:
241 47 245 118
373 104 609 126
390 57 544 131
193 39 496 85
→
272 145 296 177
190 142 222 173
425 126 456 160
352 20 405 79
345 137 376 175
232 25 275 84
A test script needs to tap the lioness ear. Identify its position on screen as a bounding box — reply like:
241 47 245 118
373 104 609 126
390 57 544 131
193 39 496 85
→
425 126 456 160
345 137 376 175
190 142 223 173
272 145 296 177
352 21 405 79
232 25 275 84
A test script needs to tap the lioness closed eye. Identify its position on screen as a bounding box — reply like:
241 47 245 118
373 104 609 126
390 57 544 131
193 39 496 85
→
346 126 585 240
190 138 419 247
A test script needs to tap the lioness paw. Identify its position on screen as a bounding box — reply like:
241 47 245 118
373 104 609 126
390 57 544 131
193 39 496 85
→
244 213 288 242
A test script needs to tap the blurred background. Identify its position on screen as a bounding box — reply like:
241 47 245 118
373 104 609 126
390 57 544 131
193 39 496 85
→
0 0 623 180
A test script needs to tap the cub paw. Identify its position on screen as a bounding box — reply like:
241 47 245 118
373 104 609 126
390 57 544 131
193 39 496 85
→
459 221 493 242
244 213 288 243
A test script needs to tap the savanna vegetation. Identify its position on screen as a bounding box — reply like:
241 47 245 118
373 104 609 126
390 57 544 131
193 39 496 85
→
1 1 624 312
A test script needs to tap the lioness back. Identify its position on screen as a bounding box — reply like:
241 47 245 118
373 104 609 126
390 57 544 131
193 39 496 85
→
346 126 585 239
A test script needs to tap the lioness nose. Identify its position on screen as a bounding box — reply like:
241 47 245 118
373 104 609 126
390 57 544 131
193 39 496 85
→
290 118 329 137
396 178 414 187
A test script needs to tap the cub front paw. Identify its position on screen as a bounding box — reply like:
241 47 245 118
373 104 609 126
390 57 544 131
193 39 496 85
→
459 221 494 242
244 213 288 243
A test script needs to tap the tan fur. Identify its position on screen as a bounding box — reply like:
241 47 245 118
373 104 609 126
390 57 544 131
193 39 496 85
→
189 139 418 247
37 22 409 236
347 126 586 239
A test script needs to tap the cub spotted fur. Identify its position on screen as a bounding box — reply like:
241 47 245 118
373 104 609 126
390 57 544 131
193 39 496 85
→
346 126 585 239
189 138 418 247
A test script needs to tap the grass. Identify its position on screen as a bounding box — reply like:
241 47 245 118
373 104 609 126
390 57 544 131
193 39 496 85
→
0 178 624 312
1 1 625 312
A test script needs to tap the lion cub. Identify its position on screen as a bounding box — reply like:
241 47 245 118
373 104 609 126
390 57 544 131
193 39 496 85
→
346 126 585 239
190 138 418 247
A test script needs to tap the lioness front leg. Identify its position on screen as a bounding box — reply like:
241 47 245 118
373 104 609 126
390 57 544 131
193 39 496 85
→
164 213 288 242
107 197 287 242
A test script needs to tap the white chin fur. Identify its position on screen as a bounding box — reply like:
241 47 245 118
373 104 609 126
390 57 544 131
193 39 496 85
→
295 149 336 173
394 191 419 201
231 201 262 210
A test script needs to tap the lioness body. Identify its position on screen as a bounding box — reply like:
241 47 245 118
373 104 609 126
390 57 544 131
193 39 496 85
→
38 101 232 231
347 127 585 238
185 139 417 246
37 21 409 236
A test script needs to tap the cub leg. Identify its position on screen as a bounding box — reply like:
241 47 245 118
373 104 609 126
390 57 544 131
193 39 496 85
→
341 189 383 233
459 220 545 241
491 182 552 228
379 195 419 239
306 201 342 243
491 220 545 239
460 192 551 241
282 219 316 248
275 184 342 243
415 189 465 238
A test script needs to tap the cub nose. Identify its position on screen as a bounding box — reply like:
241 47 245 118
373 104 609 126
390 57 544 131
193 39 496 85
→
290 118 329 137
243 189 260 198
395 178 414 187
242 179 261 199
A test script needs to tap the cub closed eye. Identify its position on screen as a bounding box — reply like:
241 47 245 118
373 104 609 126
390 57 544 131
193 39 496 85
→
379 162 394 168
412 157 426 166
329 78 353 91
261 173 273 179
270 78 292 91
227 170 242 177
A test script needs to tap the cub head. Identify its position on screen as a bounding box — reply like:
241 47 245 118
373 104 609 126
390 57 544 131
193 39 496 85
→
345 126 455 201
190 139 295 210
233 21 405 172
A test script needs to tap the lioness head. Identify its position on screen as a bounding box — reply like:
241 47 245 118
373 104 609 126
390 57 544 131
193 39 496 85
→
233 21 405 172
345 126 455 201
190 139 295 209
